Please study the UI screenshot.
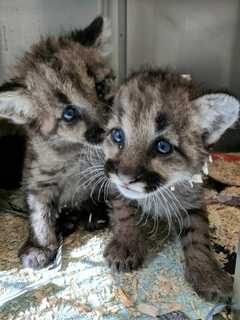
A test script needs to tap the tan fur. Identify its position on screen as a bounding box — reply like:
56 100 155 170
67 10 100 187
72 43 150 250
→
0 16 115 269
104 72 207 185
102 68 239 302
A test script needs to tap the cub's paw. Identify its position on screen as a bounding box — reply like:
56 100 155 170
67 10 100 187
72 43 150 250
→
103 238 145 272
185 264 233 302
19 246 57 269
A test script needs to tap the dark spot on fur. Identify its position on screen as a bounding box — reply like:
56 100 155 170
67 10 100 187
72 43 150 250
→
84 125 104 144
39 168 63 176
112 94 125 123
180 227 195 238
188 209 209 223
204 244 211 251
36 37 60 64
95 80 106 100
106 96 114 106
183 240 210 252
50 56 63 72
128 67 200 98
86 67 94 78
55 90 71 105
117 105 125 123
138 167 164 192
0 81 25 92
36 181 58 188
105 159 119 175
155 112 168 131
174 145 190 161
204 233 210 239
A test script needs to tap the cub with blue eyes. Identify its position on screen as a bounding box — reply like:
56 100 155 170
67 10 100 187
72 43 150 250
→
0 16 114 269
102 68 239 303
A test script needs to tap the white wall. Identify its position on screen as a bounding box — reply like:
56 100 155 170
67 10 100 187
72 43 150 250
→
0 0 102 81
127 0 240 96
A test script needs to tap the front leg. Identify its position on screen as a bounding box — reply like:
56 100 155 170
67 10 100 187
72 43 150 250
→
181 208 233 302
19 193 58 269
104 199 146 272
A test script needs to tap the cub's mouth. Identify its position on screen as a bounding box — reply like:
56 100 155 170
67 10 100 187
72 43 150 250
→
108 172 158 200
104 159 165 200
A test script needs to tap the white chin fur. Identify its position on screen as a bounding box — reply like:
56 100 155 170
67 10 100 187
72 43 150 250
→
116 185 147 200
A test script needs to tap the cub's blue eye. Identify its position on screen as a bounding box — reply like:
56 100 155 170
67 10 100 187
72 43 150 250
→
62 105 79 122
156 140 172 154
111 128 125 145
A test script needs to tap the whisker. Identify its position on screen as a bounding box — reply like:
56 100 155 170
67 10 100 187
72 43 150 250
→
103 180 111 202
72 171 104 203
161 187 183 238
148 194 159 236
154 190 172 238
81 171 104 188
141 197 151 227
71 176 101 204
136 202 146 226
163 185 190 232
97 177 108 201
89 175 106 200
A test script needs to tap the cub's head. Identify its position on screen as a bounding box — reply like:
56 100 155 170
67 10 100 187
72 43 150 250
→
0 16 114 147
103 69 239 199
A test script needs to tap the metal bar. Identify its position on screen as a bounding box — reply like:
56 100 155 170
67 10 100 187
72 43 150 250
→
101 0 127 84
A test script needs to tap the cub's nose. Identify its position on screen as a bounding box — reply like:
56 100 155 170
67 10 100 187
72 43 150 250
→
85 125 105 144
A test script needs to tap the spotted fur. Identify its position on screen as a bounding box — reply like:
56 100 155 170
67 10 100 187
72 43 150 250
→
102 68 239 302
0 16 115 269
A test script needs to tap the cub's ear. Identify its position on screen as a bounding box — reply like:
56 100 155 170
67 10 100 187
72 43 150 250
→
68 16 112 55
0 84 36 124
193 93 239 146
